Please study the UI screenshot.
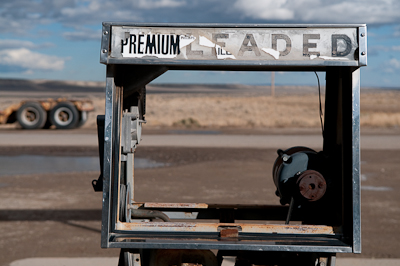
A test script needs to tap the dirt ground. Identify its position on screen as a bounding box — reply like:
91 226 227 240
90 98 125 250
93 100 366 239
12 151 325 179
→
2 84 400 130
1 83 400 265
0 145 399 265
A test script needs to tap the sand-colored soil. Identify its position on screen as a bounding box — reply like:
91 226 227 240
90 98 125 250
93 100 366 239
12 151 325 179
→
2 85 400 130
111 89 400 129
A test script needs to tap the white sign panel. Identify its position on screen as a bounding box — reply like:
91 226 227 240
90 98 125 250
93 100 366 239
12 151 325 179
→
110 27 358 62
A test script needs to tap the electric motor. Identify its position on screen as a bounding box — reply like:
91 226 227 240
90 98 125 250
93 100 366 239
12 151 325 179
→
272 146 329 206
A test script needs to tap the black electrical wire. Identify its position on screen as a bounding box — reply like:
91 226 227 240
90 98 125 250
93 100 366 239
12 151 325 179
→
314 71 324 136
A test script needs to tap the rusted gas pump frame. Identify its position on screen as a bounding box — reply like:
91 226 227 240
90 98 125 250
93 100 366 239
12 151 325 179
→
99 23 366 256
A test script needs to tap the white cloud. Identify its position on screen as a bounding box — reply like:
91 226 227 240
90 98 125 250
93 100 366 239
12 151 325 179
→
232 0 400 24
1 0 399 36
137 0 186 9
0 48 67 72
234 0 294 20
389 58 400 69
62 29 101 41
0 39 54 50
383 58 400 73
368 45 400 56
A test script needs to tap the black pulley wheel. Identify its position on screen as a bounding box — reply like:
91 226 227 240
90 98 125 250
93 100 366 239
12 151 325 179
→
49 102 79 129
16 102 47 129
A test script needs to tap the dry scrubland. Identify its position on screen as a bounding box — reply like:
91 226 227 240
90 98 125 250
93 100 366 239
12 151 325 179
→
86 88 400 129
2 85 400 130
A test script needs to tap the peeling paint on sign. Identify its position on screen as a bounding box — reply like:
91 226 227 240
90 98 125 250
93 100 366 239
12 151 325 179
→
261 48 280 60
199 36 235 59
319 56 349 60
111 27 359 62
310 55 349 60
199 36 215 48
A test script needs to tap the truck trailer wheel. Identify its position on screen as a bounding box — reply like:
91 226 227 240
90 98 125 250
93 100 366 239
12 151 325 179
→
17 102 47 129
49 102 79 129
76 111 88 128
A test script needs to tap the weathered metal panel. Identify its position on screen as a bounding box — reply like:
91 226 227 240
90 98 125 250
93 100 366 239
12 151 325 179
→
109 27 357 64
116 222 336 235
109 235 353 253
358 26 367 66
100 68 115 248
352 68 361 253
98 23 367 254
143 203 209 209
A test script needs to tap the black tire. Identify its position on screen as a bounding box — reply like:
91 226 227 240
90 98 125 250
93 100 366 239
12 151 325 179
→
16 102 47 129
49 102 79 129
76 111 88 128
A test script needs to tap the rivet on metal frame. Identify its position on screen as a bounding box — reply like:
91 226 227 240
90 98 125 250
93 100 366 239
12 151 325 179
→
361 51 366 55
102 49 108 53
360 33 365 37
104 31 109 35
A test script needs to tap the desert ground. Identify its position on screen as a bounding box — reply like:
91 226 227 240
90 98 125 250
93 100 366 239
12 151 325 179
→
0 79 400 265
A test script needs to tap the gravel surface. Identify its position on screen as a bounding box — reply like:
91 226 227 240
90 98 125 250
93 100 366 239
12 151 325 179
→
0 146 399 265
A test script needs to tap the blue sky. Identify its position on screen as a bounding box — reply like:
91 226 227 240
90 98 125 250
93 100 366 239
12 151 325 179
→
0 0 399 87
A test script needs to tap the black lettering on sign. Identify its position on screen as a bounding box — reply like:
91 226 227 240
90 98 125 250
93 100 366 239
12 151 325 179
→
145 34 157 54
129 34 136 54
238 34 261 56
332 34 352 57
303 34 320 57
121 33 181 56
271 34 292 56
170 35 180 54
121 38 128 53
138 34 144 54
157 34 161 54
161 35 169 55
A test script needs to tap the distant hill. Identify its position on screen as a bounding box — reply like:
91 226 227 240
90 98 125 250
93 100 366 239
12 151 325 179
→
0 79 105 93
0 78 321 95
0 78 395 95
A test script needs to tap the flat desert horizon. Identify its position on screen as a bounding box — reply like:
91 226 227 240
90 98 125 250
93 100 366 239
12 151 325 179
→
1 78 399 131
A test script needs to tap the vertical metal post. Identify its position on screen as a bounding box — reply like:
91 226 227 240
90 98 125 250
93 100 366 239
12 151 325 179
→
351 68 361 253
127 153 135 201
324 67 361 253
101 65 115 248
101 65 123 248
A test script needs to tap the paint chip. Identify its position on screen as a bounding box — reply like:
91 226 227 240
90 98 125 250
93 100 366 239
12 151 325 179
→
199 36 215 48
179 35 196 49
261 48 279 59
199 36 235 59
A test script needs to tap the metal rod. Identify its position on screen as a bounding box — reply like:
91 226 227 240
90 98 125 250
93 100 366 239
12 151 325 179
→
285 197 295 225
